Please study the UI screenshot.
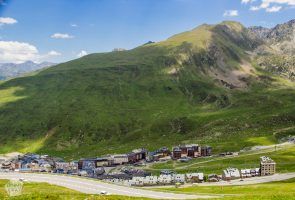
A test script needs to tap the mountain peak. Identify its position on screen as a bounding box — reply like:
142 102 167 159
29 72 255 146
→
287 19 295 24
219 21 244 31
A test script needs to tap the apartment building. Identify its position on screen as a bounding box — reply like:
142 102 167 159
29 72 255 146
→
260 156 276 176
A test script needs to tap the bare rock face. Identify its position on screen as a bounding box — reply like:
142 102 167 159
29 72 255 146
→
248 19 295 55
248 19 295 81
267 19 295 42
248 26 270 40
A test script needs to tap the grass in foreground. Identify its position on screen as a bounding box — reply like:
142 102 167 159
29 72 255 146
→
0 180 150 200
153 178 295 200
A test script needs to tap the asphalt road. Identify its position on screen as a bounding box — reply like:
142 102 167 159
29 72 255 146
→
0 172 216 199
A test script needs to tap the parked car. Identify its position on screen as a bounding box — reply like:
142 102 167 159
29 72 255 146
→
160 170 175 175
100 191 108 195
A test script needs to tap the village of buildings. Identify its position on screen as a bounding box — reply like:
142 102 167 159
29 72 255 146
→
0 144 277 187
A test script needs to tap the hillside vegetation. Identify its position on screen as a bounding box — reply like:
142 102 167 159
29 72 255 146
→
0 20 294 159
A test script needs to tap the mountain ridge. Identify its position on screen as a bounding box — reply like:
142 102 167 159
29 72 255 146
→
249 19 295 54
0 61 56 80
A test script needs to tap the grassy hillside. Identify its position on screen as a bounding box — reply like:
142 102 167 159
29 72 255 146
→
0 21 294 159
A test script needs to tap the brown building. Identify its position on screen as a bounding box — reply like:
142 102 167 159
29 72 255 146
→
172 144 201 159
201 146 212 157
132 148 147 161
159 147 171 157
153 147 171 160
11 162 21 170
172 147 182 159
95 158 110 167
179 145 188 157
260 156 276 176
127 153 137 163
111 154 129 165
187 144 201 158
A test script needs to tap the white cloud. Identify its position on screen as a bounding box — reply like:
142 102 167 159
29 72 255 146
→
223 10 239 17
250 6 261 10
261 0 295 7
266 5 282 11
0 41 38 63
47 50 61 56
0 17 17 25
51 33 74 39
70 23 78 27
246 0 295 11
0 41 61 63
39 51 61 61
242 0 255 4
77 50 88 58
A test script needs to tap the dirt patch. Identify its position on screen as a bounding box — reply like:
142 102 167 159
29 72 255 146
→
0 152 23 160
209 61 256 89
167 67 179 75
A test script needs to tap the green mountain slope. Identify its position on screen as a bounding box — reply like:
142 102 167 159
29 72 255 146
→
0 21 294 159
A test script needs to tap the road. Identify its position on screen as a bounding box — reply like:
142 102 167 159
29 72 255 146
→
0 172 217 199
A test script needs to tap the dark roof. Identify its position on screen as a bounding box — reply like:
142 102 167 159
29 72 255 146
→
98 174 132 180
173 147 181 151
79 158 97 161
96 158 108 161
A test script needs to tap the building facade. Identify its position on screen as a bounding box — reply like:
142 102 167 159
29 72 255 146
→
222 168 241 181
260 156 276 176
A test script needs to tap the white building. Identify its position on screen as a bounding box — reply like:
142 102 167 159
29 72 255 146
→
186 173 204 183
173 174 185 183
143 176 158 185
131 177 144 186
222 168 241 180
240 169 251 178
55 162 70 169
251 168 260 176
240 168 260 178
260 156 276 176
158 174 173 185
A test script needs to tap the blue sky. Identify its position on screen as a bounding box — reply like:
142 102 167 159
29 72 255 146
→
0 0 294 63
